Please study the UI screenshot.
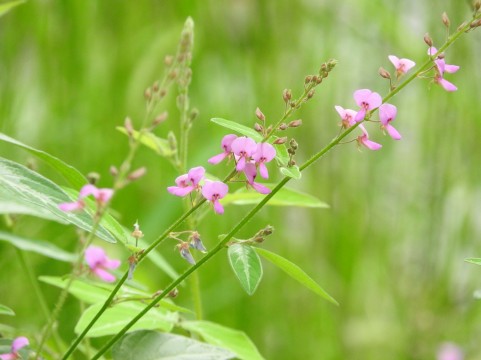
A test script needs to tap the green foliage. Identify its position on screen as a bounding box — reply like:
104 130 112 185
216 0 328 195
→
0 304 15 316
111 330 235 360
0 132 87 188
465 258 481 265
0 231 76 262
116 127 174 159
0 0 25 18
255 247 338 305
211 118 262 141
75 302 178 338
227 244 263 295
0 158 122 243
280 165 302 179
221 185 329 208
181 321 265 360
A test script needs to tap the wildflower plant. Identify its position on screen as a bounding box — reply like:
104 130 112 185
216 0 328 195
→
1 2 481 360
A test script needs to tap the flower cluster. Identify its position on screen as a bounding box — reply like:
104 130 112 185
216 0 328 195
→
167 166 228 214
336 87 401 151
209 134 275 194
85 245 120 283
58 184 113 212
167 134 276 214
0 337 29 360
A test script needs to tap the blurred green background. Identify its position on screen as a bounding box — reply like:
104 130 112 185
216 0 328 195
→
1 0 481 359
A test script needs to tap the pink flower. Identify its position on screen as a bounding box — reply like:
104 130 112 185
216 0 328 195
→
379 103 401 140
167 166 205 197
437 343 463 360
334 105 357 128
231 136 257 172
428 47 459 92
58 184 114 212
388 55 415 76
208 134 238 164
357 125 382 151
353 89 382 122
252 142 276 179
0 336 29 360
85 246 120 283
201 180 229 214
244 163 271 194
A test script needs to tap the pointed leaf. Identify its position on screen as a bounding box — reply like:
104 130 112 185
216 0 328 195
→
181 321 264 360
210 118 262 141
0 231 76 262
0 304 15 316
112 330 235 360
0 157 120 243
273 142 290 167
117 127 174 158
0 132 87 188
465 258 481 266
255 248 338 305
227 244 263 295
221 185 329 208
280 165 302 179
0 0 25 18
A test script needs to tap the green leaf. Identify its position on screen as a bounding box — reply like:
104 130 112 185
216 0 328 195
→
0 304 15 316
181 321 264 360
0 157 119 243
75 302 178 338
0 0 25 18
465 258 481 266
280 165 302 179
221 185 329 208
0 132 87 188
273 142 290 167
255 247 338 305
112 330 235 360
227 244 263 296
0 231 76 262
211 118 262 141
39 276 189 313
117 127 174 158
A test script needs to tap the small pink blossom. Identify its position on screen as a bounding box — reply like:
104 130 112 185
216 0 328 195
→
353 89 382 122
379 103 401 140
58 184 114 212
208 134 238 164
85 246 120 283
388 55 416 76
357 125 382 151
252 142 276 179
0 336 29 360
437 343 463 360
167 166 205 197
428 47 459 92
334 105 357 128
231 136 257 172
244 163 271 194
201 180 229 214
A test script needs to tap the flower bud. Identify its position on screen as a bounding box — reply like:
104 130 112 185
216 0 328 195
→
254 123 263 132
311 75 319 83
189 231 207 253
424 33 433 47
164 55 174 66
87 172 100 185
289 139 298 150
475 0 481 11
378 67 391 79
168 131 177 152
144 88 152 100
168 288 179 298
282 89 292 102
177 242 195 265
307 89 315 99
110 166 119 177
128 167 147 181
262 225 274 236
159 89 167 98
278 123 288 131
124 117 134 136
442 12 450 27
304 75 312 84
273 137 287 145
470 19 481 28
152 81 160 92
255 107 265 121
288 119 302 128
153 112 168 126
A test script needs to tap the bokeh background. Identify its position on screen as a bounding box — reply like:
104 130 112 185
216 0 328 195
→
1 0 481 359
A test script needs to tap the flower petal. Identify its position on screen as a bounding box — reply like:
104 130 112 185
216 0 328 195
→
187 166 206 186
444 64 460 73
213 200 224 214
93 268 116 282
367 92 382 109
58 201 84 212
438 77 457 92
379 103 397 126
11 337 29 353
363 138 382 150
252 182 271 194
79 184 98 199
384 124 402 140
259 163 269 179
208 152 227 164
353 89 371 106
167 185 194 197
354 107 366 122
